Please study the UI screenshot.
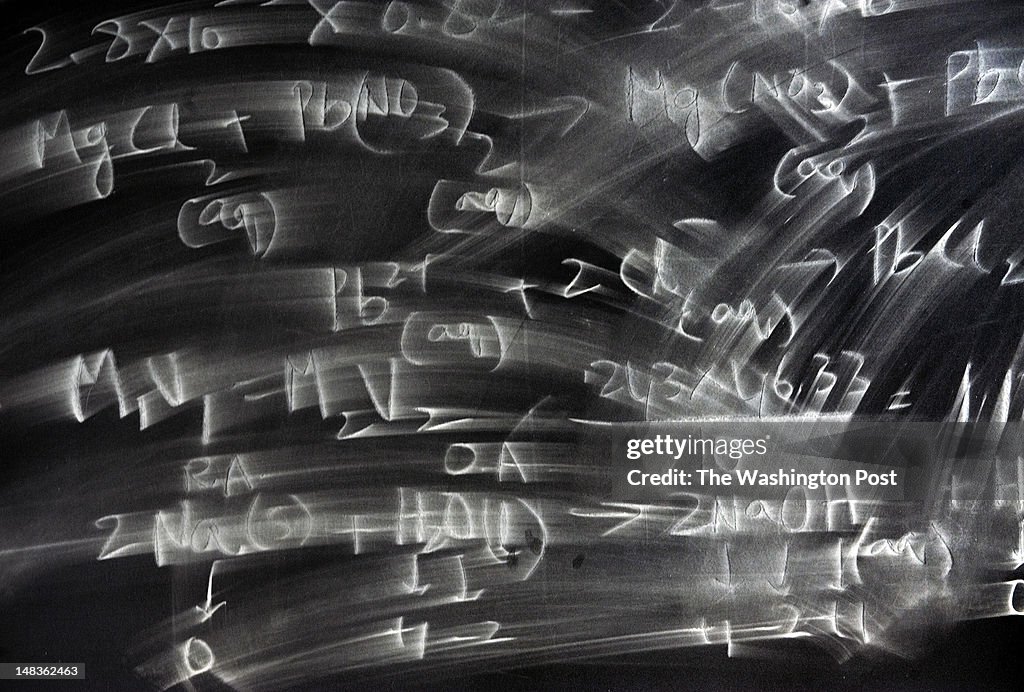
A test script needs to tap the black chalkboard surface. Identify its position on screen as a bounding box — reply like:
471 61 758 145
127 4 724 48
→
1 1 1023 689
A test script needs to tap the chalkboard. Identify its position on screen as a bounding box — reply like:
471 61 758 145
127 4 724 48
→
0 1 1022 689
